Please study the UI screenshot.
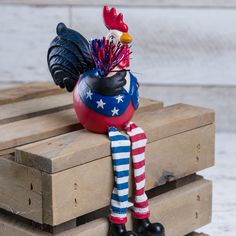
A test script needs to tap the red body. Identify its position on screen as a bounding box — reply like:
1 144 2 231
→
73 81 135 134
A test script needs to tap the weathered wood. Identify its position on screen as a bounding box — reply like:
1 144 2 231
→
0 0 236 7
0 109 80 152
0 98 162 153
0 93 73 125
0 179 212 236
0 83 65 105
73 179 212 236
42 124 214 225
16 103 214 173
0 155 43 223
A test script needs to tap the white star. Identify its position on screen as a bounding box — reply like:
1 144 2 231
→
111 107 119 116
116 95 124 103
86 90 93 100
96 99 106 109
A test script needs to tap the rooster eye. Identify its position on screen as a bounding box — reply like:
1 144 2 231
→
109 35 115 42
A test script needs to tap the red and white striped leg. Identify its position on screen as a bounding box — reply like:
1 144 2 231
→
125 122 150 220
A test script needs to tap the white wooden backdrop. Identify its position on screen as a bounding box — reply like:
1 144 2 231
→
0 1 235 131
0 1 236 235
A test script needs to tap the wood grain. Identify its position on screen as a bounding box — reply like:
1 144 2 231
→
0 83 65 105
0 98 162 153
0 179 212 236
0 156 43 223
16 103 214 173
42 124 214 225
0 93 73 125
66 179 212 236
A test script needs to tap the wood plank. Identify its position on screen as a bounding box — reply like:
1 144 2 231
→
0 179 212 236
16 103 214 173
0 212 50 236
0 98 162 153
0 156 43 223
0 93 73 125
0 83 65 105
0 0 236 7
42 124 214 225
73 179 212 236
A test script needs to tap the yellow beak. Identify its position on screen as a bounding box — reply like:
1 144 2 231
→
120 32 133 45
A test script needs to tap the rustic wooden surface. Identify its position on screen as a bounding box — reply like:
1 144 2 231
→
0 93 73 125
16 103 214 173
0 124 214 225
41 125 214 225
56 179 212 235
0 179 212 236
0 83 65 105
0 97 162 152
0 155 43 223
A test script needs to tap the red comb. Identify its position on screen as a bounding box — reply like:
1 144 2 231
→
103 6 128 33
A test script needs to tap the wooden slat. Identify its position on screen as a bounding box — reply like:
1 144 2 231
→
0 156 43 223
0 83 65 105
74 179 212 236
0 179 212 236
16 103 214 173
0 98 162 153
0 93 73 125
0 0 236 7
42 124 214 225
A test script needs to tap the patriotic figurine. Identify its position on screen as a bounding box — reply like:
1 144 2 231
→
47 6 165 236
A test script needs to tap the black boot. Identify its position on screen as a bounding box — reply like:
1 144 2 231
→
108 223 138 236
133 218 165 236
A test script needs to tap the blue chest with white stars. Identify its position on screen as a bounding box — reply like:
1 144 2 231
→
78 71 139 117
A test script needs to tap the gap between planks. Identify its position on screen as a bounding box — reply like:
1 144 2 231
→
0 178 212 236
0 97 163 154
0 93 73 125
15 103 214 173
0 83 65 105
40 124 214 225
0 124 214 225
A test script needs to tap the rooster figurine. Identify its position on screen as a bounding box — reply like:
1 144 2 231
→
47 6 165 236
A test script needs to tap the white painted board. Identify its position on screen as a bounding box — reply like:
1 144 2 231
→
0 5 70 85
0 6 236 86
72 7 236 86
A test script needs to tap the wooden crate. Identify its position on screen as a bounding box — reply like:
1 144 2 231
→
0 83 214 235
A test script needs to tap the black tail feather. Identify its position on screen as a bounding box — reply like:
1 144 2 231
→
47 22 95 92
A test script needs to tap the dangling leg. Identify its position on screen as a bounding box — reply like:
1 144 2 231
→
126 122 165 236
108 127 137 236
